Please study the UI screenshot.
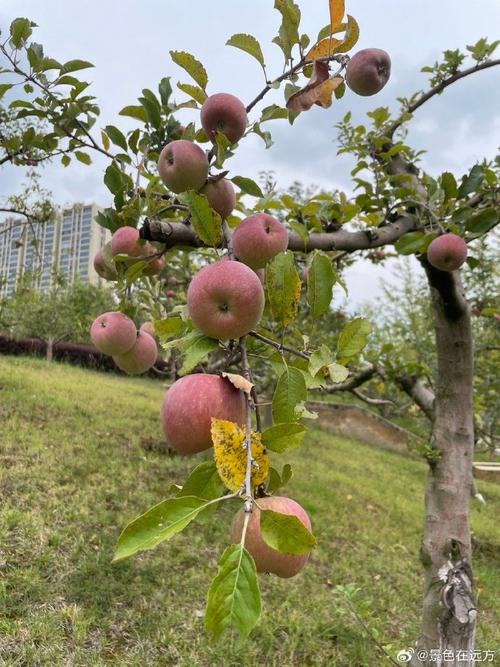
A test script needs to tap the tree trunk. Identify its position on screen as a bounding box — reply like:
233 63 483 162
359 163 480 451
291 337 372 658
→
411 266 476 666
46 335 54 362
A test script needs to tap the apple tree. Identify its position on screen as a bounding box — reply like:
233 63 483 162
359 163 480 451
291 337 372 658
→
1 4 499 664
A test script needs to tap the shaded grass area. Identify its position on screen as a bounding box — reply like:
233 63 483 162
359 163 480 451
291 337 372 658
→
0 355 499 666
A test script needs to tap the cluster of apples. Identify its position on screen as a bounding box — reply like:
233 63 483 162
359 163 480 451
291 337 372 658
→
90 311 158 374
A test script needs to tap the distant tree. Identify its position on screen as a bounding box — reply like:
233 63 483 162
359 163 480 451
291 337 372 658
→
2 274 114 360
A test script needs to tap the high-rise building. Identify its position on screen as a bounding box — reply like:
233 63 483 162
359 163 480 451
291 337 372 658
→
0 204 109 297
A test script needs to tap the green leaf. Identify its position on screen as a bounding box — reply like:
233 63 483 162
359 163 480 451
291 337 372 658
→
261 423 306 453
337 318 372 362
272 367 307 424
40 57 62 71
177 331 219 375
158 77 172 106
213 130 234 166
113 496 208 562
251 122 273 149
260 509 316 555
231 175 264 198
60 59 94 74
458 165 484 198
289 221 308 245
394 231 426 255
0 83 14 100
273 0 301 61
74 151 92 165
307 251 336 316
104 163 123 195
226 33 265 67
26 42 43 69
465 208 498 235
182 190 222 246
104 125 128 151
169 50 208 90
309 344 334 378
176 461 224 501
61 154 71 167
260 104 289 122
266 464 293 494
119 105 148 123
328 362 349 383
9 18 34 48
441 171 458 201
154 317 184 340
265 251 300 326
205 544 261 641
176 82 207 105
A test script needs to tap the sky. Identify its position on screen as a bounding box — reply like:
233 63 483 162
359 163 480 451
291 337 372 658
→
1 0 499 310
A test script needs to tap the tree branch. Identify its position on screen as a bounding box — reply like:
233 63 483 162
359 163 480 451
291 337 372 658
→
388 58 500 137
141 214 419 254
395 374 435 421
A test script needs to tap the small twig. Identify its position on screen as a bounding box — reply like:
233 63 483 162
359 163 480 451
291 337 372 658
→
338 590 400 667
248 330 310 360
239 337 255 511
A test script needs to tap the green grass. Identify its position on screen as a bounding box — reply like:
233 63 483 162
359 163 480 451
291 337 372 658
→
1 355 499 666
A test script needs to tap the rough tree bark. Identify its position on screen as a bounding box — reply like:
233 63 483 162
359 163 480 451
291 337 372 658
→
411 265 476 666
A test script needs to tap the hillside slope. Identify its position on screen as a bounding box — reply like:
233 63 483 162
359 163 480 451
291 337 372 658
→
1 356 498 666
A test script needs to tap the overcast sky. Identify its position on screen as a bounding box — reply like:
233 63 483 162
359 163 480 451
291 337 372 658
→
1 0 499 309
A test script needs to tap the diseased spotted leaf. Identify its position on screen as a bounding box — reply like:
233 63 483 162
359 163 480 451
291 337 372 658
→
286 61 343 111
211 419 269 492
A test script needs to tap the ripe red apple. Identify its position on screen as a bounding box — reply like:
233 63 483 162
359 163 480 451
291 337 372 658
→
346 48 391 96
231 496 313 578
110 227 143 258
161 374 245 454
200 178 236 219
157 140 209 194
427 233 468 271
113 331 157 375
90 312 137 355
167 275 178 286
200 93 247 144
93 246 117 281
232 213 289 269
165 289 176 298
187 260 265 340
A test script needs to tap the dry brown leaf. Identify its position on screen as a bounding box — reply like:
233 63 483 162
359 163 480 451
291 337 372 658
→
286 62 343 112
221 372 254 395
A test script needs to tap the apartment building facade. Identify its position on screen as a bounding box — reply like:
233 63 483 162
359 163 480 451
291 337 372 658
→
0 204 109 296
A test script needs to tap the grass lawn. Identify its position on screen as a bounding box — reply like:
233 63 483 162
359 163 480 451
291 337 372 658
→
1 355 499 666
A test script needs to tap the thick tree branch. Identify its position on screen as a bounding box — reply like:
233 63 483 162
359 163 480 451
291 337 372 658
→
395 375 436 421
141 214 419 254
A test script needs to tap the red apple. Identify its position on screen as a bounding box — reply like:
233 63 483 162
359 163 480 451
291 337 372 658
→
110 227 143 258
231 496 313 578
427 233 468 271
161 374 245 454
93 246 117 281
90 312 137 356
232 213 289 269
157 140 209 194
200 178 236 219
113 331 157 375
346 48 391 96
200 93 247 144
187 259 265 340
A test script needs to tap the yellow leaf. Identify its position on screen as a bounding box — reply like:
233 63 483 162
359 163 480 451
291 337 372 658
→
211 419 269 492
329 0 345 30
221 372 254 395
335 15 360 53
305 36 342 61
